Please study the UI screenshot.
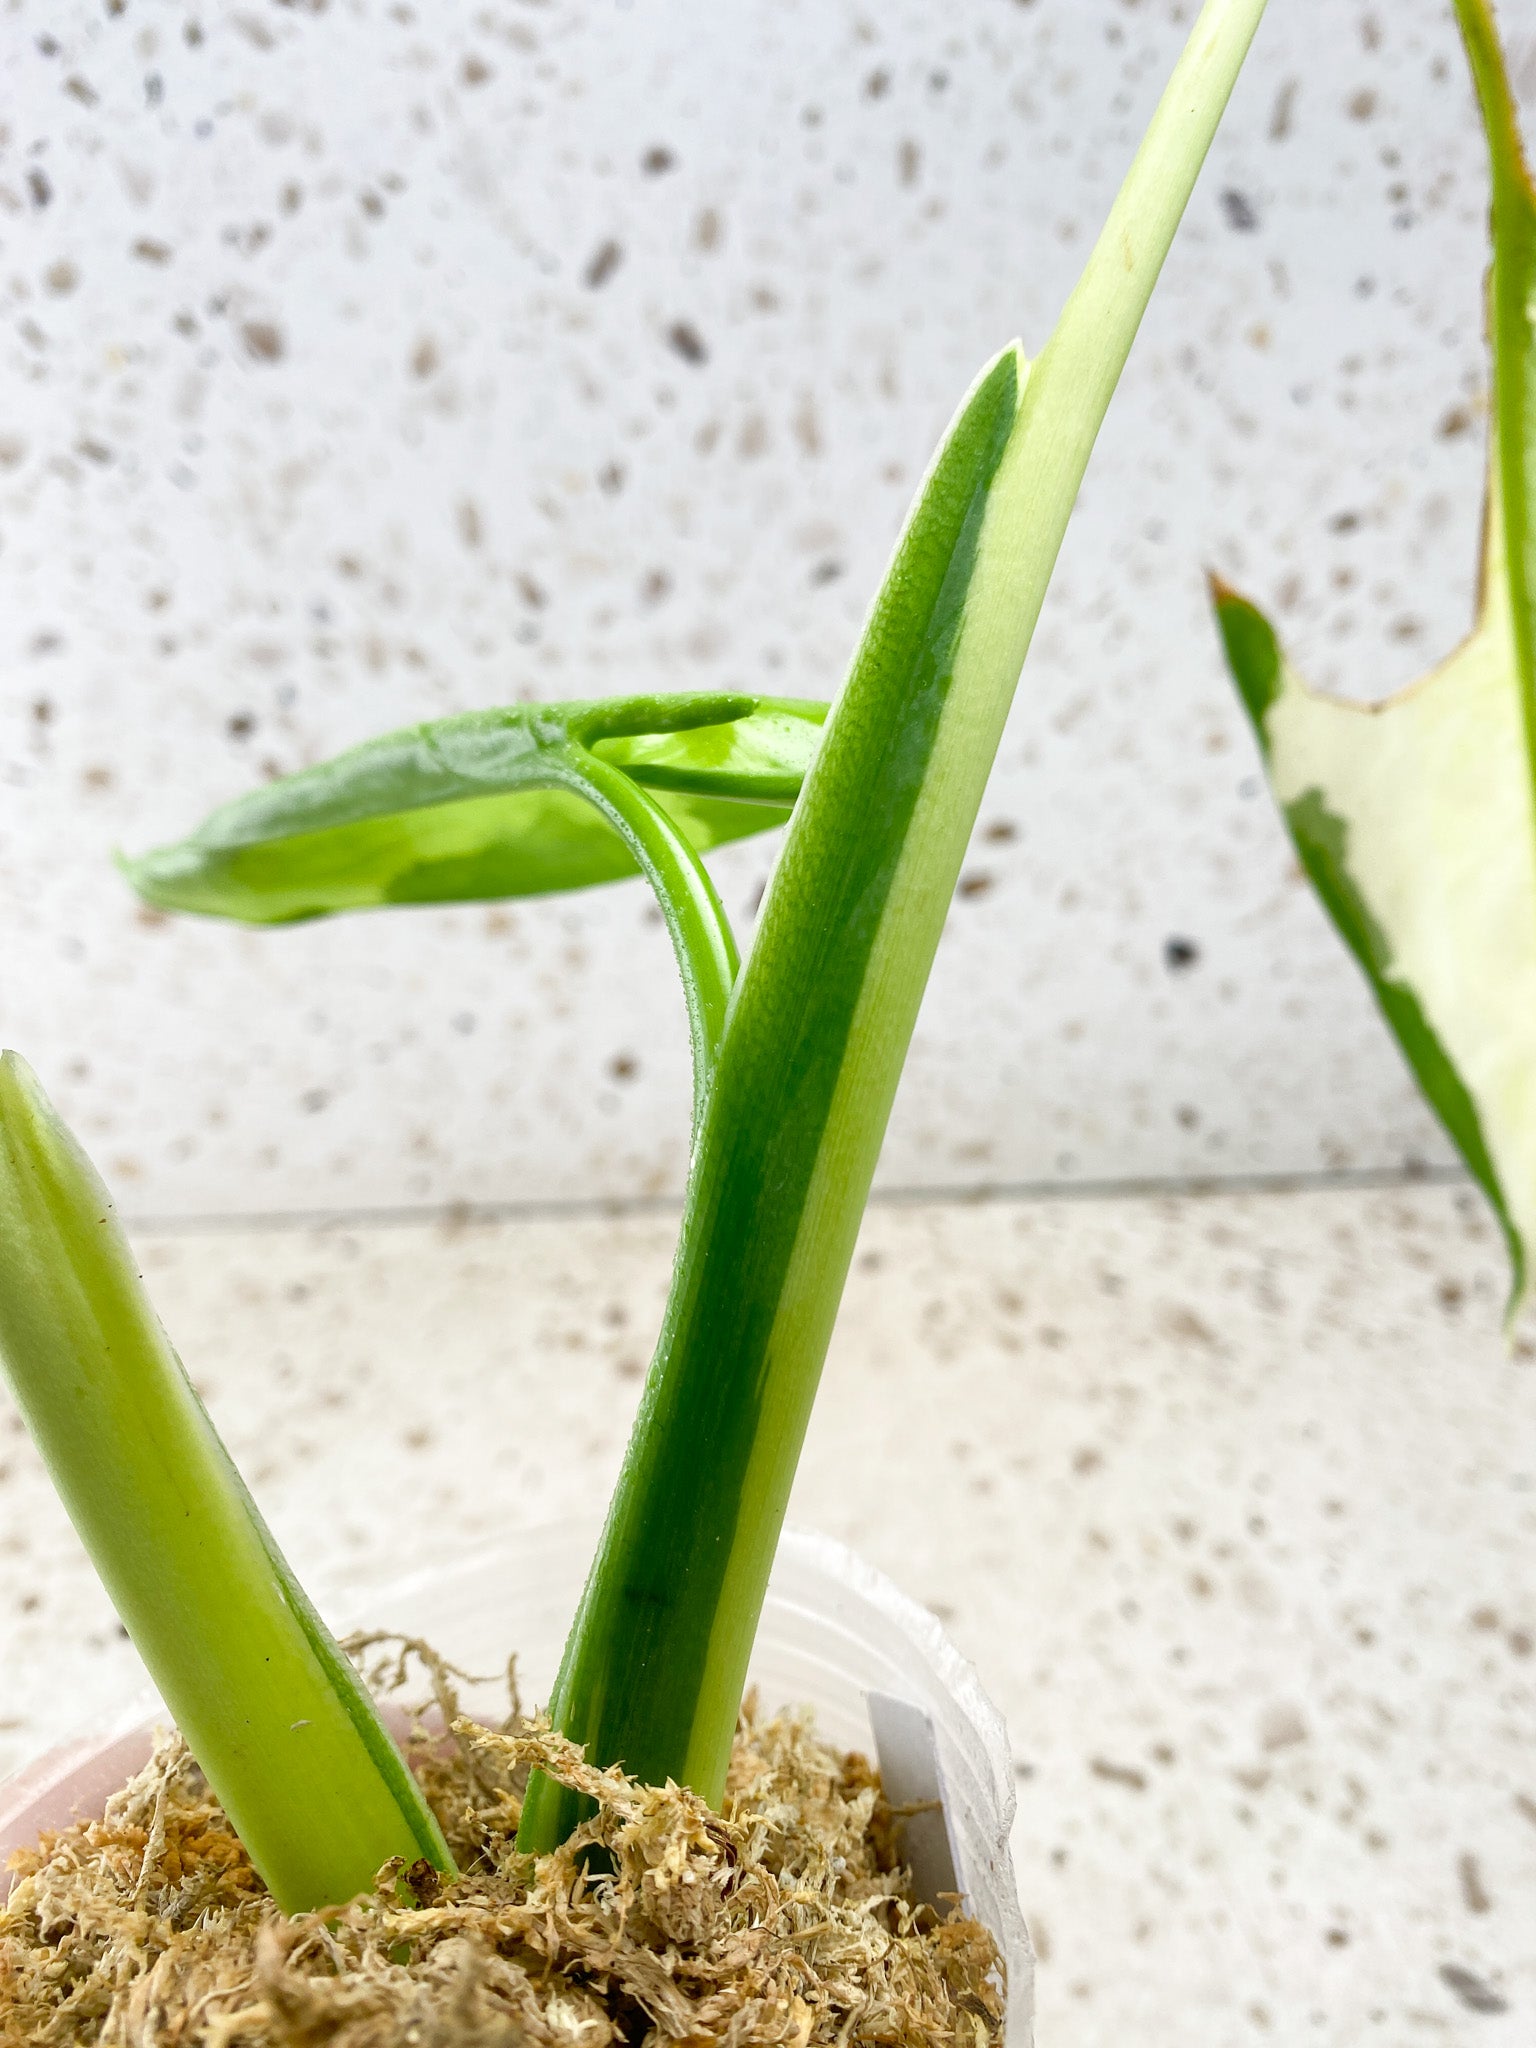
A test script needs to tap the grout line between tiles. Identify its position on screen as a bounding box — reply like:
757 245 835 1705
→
121 1161 1472 1238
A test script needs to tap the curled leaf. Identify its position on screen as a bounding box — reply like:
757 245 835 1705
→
125 695 826 926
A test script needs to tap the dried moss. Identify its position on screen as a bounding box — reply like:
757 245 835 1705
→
1 1642 1004 2047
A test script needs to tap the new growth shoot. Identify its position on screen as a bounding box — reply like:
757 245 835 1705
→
0 1056 453 1913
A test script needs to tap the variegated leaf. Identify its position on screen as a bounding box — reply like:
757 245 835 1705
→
1214 0 1536 1310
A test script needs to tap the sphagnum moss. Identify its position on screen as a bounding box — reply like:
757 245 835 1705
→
1 1660 1002 2048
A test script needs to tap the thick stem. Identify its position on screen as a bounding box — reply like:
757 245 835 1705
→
519 0 1270 1853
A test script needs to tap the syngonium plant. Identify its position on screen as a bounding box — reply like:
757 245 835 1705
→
1215 0 1536 1316
0 0 1269 1912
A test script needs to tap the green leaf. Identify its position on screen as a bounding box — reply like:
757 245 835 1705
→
124 694 826 925
519 0 1271 1853
1214 0 1536 1315
593 703 827 805
0 1054 455 1912
124 693 826 1119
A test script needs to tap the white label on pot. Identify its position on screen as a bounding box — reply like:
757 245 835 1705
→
867 1691 967 1913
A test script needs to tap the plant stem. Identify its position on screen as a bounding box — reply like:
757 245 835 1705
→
1452 0 1536 789
519 0 1270 1852
0 1054 454 1913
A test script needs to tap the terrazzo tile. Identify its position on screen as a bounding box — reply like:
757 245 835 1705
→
0 0 1515 1212
2 1180 1531 2043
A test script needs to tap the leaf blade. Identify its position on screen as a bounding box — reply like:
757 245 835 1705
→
1214 0 1536 1313
1221 586 1529 1291
594 701 827 805
125 696 825 925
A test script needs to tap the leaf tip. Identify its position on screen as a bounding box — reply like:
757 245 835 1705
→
0 1053 59 1212
1210 577 1284 735
116 846 164 905
0 1048 40 1108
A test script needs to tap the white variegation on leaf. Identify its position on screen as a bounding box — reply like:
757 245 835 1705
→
1215 0 1536 1314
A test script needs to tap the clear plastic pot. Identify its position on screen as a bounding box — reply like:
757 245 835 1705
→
0 1523 1033 2044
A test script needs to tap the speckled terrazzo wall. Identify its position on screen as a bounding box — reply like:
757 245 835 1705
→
0 0 1525 1218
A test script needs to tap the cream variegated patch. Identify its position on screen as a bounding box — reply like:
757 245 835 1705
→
1215 0 1536 1316
1262 517 1536 1300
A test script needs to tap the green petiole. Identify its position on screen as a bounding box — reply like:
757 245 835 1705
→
540 743 738 1120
